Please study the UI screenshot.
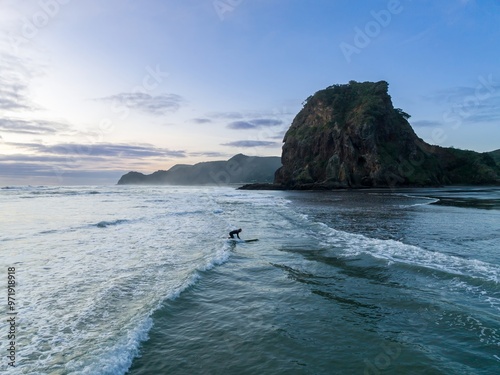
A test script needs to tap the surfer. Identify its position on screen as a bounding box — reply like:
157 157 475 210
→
229 228 242 239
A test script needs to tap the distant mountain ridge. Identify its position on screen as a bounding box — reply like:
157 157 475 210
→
117 154 281 185
488 149 500 166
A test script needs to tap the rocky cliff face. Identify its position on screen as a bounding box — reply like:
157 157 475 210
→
274 81 500 188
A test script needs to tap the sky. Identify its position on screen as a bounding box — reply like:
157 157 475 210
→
0 0 499 185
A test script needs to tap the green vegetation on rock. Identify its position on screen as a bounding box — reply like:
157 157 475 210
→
274 81 500 189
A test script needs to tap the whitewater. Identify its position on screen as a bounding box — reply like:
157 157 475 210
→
0 185 499 374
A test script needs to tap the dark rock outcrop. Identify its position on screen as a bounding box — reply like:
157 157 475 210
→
271 81 500 189
238 183 285 190
117 154 281 185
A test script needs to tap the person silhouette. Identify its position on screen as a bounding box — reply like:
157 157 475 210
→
228 228 242 239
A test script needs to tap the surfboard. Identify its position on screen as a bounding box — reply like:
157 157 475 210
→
227 238 259 243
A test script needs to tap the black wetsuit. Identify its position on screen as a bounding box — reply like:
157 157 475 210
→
229 230 241 239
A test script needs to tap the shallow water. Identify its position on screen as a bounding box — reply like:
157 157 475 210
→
1 185 499 374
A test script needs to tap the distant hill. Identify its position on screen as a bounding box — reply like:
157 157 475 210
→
117 154 281 185
243 81 500 190
487 149 500 166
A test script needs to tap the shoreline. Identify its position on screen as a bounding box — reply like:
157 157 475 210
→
237 182 500 191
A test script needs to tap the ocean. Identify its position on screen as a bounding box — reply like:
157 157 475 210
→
1 185 499 374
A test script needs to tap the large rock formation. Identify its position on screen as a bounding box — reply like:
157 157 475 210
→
117 154 281 185
272 81 500 189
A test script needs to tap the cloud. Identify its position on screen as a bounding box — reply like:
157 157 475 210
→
0 154 107 179
400 27 435 46
441 95 500 124
421 79 500 125
8 142 187 159
221 140 279 148
250 119 283 126
423 86 477 104
188 151 229 158
410 95 500 130
227 121 255 130
191 118 212 124
0 84 33 111
0 154 104 164
463 110 500 123
200 109 292 131
0 162 67 177
0 52 38 111
207 111 244 119
1 141 188 184
423 79 500 105
411 120 442 127
268 130 288 140
97 92 185 115
0 118 70 135
0 161 124 183
227 118 283 129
